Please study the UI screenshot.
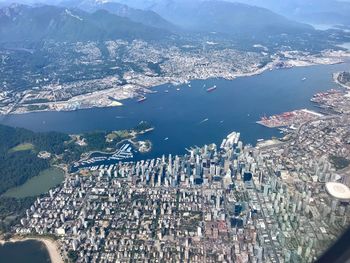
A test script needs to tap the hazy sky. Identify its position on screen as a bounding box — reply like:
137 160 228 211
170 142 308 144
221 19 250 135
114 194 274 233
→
0 0 348 2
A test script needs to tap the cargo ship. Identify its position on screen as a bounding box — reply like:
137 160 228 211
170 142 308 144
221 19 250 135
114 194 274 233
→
137 96 147 103
207 85 217 92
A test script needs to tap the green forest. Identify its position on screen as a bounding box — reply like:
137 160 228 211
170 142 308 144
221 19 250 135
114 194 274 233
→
0 124 71 232
0 124 69 194
0 122 153 232
0 121 153 195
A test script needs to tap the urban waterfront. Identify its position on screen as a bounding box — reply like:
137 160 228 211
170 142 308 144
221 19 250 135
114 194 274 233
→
0 62 350 261
1 62 349 162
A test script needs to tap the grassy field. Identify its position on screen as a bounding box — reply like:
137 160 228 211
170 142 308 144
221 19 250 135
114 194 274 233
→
106 130 131 142
9 143 35 153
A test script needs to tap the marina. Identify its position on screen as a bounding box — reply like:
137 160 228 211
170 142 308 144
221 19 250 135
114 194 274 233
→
72 143 134 172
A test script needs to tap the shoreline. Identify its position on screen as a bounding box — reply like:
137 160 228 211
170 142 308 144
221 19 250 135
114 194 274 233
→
0 237 63 263
2 55 349 116
79 127 155 159
333 72 350 89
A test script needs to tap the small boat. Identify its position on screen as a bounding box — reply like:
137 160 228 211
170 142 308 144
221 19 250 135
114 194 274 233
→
302 77 307 81
176 88 180 91
137 96 147 103
164 137 169 141
207 85 217 92
199 118 209 124
188 84 191 88
165 90 169 93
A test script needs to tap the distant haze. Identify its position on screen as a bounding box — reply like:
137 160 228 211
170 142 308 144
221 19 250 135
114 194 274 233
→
1 0 350 26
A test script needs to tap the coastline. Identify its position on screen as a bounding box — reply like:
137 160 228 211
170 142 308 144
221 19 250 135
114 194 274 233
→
80 127 155 159
0 237 63 263
333 72 350 89
3 52 350 116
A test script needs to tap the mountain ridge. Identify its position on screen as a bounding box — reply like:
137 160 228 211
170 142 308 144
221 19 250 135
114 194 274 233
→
146 0 314 38
0 4 172 42
58 0 177 31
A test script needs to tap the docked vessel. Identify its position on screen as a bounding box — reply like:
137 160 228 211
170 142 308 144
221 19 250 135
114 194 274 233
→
207 85 217 92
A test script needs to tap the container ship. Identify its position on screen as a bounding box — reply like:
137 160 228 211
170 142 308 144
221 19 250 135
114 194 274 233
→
207 85 217 92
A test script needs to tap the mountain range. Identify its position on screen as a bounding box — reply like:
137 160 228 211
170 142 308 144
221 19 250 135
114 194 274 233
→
58 0 177 30
0 3 171 42
146 0 314 37
228 0 350 26
0 0 320 43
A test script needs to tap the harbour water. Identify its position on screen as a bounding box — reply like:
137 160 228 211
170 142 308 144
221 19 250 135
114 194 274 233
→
0 62 350 260
1 62 349 162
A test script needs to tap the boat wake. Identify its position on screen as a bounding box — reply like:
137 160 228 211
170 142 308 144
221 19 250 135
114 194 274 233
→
198 118 209 124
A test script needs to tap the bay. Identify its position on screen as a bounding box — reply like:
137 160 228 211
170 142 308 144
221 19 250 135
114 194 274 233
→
0 240 50 263
0 62 349 261
1 62 349 161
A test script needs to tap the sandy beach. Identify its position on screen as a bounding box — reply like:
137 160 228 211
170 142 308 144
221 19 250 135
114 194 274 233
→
0 237 63 263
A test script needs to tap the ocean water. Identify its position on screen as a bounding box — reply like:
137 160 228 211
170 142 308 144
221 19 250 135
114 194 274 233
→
0 240 50 263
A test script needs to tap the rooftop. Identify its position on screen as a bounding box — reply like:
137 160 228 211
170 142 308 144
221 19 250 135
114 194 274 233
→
325 182 350 200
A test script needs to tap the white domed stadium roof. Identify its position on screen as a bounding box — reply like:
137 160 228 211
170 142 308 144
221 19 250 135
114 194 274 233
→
325 182 350 200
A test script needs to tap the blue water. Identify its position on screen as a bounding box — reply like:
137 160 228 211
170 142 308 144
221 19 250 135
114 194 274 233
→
1 62 349 161
0 240 50 263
